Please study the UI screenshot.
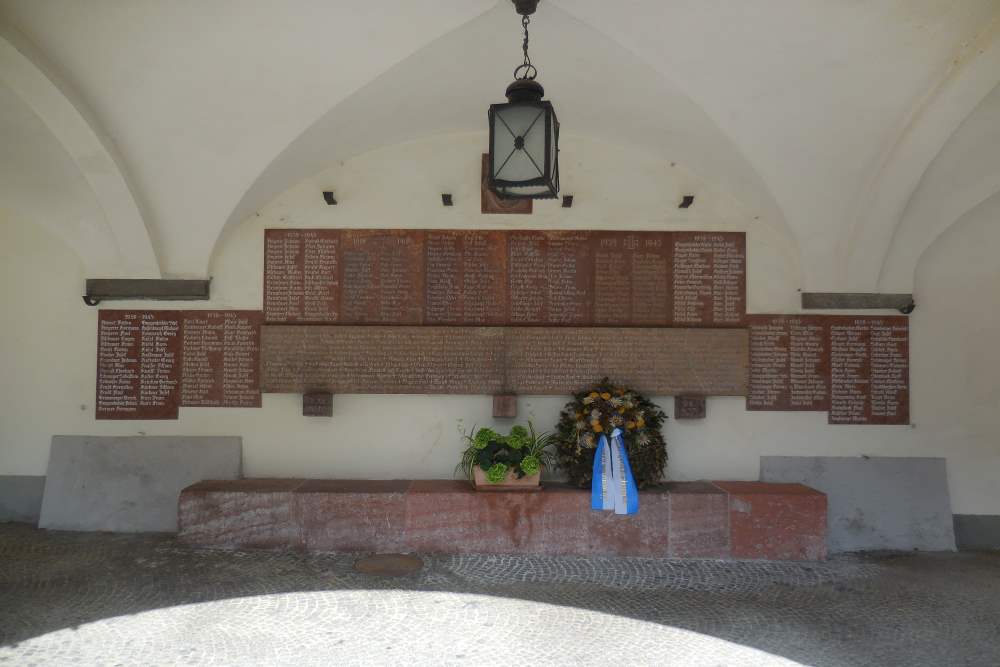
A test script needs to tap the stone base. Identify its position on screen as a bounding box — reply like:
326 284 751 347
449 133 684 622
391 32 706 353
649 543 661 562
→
761 456 955 552
179 479 827 561
42 436 242 532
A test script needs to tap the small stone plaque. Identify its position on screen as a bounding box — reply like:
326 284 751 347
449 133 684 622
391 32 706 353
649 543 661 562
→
675 395 706 419
303 392 333 417
493 394 518 418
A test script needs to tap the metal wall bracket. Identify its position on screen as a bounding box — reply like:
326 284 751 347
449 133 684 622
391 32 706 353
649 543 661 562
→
82 279 211 306
801 292 915 314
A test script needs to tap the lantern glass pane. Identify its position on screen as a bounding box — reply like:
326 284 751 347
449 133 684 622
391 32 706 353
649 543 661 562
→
492 104 548 182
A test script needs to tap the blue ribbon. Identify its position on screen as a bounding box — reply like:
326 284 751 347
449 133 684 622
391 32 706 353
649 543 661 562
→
591 427 639 515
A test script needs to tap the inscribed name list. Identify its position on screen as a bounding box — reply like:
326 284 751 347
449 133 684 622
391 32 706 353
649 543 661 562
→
96 310 181 419
264 229 746 327
180 311 262 407
747 315 829 411
828 316 909 425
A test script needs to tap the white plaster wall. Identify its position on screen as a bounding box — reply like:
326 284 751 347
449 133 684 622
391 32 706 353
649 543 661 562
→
1 133 998 515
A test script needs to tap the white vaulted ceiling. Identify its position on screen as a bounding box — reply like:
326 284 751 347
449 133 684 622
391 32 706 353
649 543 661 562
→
1 0 999 290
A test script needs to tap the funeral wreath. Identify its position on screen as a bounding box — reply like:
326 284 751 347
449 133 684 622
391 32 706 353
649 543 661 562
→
458 422 556 488
553 378 668 488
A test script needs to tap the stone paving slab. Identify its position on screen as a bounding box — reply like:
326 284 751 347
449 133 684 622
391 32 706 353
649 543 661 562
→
1 524 999 666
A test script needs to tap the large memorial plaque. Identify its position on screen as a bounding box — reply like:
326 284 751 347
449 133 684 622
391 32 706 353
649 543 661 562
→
96 310 182 419
263 229 746 327
828 316 909 425
747 315 829 411
261 326 748 397
181 311 262 407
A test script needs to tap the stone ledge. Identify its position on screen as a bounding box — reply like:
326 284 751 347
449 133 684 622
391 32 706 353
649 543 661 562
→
178 479 827 561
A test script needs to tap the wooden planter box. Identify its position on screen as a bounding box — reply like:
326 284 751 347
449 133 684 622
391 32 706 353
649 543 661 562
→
472 466 542 491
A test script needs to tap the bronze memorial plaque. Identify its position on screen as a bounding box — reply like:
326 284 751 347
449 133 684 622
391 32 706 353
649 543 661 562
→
96 310 182 419
747 315 829 411
180 311 262 408
264 229 747 327
261 326 748 397
828 316 909 425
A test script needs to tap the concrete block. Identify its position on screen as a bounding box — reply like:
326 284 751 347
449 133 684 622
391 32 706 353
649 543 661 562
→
0 475 46 524
953 515 1000 551
39 436 242 533
761 456 956 552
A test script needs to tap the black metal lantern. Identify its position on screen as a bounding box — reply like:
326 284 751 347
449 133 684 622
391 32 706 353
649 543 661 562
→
488 0 559 199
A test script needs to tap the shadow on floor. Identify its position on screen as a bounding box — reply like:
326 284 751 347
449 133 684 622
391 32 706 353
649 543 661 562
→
1 523 998 666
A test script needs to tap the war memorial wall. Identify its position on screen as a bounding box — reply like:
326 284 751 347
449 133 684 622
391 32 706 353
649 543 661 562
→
94 229 909 425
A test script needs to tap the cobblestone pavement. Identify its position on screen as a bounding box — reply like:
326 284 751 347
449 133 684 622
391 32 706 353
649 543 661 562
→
1 524 998 666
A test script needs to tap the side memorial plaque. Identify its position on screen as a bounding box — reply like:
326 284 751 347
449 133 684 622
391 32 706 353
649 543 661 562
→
261 326 748 397
263 229 747 327
96 310 182 419
828 316 909 425
181 311 262 407
747 315 829 411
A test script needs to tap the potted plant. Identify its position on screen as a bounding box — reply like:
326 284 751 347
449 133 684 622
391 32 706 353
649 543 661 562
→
457 423 555 491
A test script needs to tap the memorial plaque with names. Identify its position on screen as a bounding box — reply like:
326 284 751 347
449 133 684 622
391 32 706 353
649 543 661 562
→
508 231 593 325
747 315 829 411
96 310 181 420
425 230 508 324
671 232 746 327
261 326 748 397
828 316 909 425
180 311 262 408
265 229 746 327
341 229 424 324
591 232 672 326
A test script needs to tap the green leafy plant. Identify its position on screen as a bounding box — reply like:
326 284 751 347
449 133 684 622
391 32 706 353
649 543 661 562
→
553 378 668 488
457 422 556 484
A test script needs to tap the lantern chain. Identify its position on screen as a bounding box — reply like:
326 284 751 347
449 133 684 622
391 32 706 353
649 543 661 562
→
514 14 538 80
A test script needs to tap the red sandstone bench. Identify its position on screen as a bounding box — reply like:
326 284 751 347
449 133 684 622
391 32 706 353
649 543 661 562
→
178 479 826 561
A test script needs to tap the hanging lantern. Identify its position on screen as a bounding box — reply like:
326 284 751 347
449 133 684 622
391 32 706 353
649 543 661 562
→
488 0 559 200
